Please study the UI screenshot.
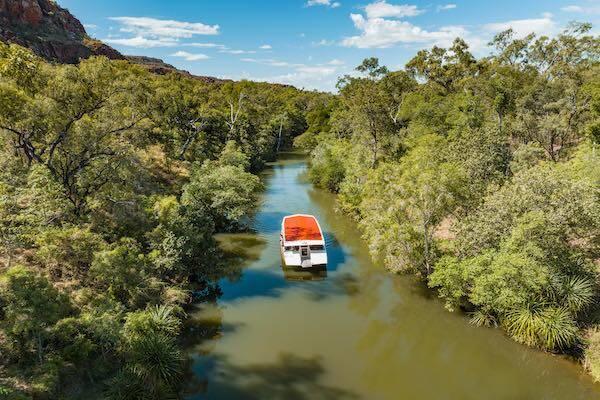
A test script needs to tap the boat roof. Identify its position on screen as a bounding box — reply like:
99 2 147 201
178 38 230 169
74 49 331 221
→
283 214 323 242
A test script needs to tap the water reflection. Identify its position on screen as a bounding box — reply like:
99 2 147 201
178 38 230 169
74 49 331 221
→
185 152 600 400
281 265 328 281
190 352 359 400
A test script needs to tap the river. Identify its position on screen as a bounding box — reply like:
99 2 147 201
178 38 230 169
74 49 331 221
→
185 152 600 400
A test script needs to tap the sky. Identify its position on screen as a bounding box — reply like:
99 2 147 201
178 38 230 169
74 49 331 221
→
58 0 600 92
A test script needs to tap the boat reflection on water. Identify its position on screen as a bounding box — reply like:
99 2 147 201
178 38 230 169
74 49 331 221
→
281 265 327 281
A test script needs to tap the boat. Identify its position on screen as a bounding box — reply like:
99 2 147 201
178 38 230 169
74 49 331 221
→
280 214 328 268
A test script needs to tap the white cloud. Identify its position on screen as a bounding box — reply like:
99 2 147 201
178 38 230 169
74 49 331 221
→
245 67 340 91
342 12 472 48
170 51 210 61
561 4 600 14
84 24 98 30
104 36 178 48
327 59 345 65
484 15 558 38
187 42 227 49
109 16 219 40
220 49 257 54
437 4 457 11
364 1 423 18
306 0 341 8
259 44 273 49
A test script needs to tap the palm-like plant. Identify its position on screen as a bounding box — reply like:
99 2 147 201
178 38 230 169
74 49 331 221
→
503 304 540 347
469 309 497 327
503 304 579 351
130 333 184 390
558 276 596 314
106 370 147 400
149 305 182 336
536 307 580 350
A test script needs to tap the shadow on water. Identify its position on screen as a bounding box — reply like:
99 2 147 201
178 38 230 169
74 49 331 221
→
187 353 359 400
281 265 328 281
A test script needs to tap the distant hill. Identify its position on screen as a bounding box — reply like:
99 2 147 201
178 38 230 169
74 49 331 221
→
0 0 232 84
126 55 231 84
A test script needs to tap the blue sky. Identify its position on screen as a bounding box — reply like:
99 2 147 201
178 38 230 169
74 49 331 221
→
59 0 599 92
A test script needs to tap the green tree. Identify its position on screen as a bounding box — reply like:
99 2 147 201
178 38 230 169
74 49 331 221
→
0 56 152 215
181 146 263 231
360 135 468 275
0 266 71 363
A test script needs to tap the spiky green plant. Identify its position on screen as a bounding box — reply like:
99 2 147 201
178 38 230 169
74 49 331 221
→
469 309 497 327
106 370 147 400
503 304 540 347
129 333 184 389
149 305 183 336
559 276 596 313
503 305 579 351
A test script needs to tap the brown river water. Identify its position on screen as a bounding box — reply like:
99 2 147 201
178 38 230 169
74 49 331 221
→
185 152 600 400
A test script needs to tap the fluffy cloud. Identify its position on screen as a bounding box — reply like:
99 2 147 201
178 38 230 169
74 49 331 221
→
341 2 557 52
483 14 558 38
106 17 219 48
245 68 340 91
104 36 178 48
259 44 273 49
239 57 344 91
306 0 341 8
341 1 474 49
110 17 219 39
170 51 210 61
364 1 423 18
341 12 470 48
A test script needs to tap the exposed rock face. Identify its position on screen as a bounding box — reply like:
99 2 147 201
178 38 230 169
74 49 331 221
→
0 1 291 87
0 0 125 63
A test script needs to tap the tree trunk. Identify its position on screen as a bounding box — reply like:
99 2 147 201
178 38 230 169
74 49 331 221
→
36 331 43 364
277 117 283 152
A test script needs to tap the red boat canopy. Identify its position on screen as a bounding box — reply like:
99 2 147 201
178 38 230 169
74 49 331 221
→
284 215 323 242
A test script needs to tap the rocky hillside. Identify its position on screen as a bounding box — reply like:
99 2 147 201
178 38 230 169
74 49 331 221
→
126 56 230 84
0 0 288 86
0 0 125 63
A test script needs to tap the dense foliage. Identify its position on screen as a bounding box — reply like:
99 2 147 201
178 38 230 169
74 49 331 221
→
299 23 600 377
0 42 324 399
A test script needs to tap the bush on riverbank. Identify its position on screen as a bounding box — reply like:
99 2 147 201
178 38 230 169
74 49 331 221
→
301 23 600 371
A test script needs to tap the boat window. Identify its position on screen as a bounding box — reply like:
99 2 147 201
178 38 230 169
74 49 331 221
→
310 245 324 251
284 246 292 251
293 246 299 251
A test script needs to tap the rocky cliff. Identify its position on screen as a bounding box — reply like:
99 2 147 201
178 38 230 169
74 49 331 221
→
0 0 289 87
0 0 125 63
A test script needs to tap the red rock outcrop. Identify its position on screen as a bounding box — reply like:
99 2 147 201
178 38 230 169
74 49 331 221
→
0 0 125 63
